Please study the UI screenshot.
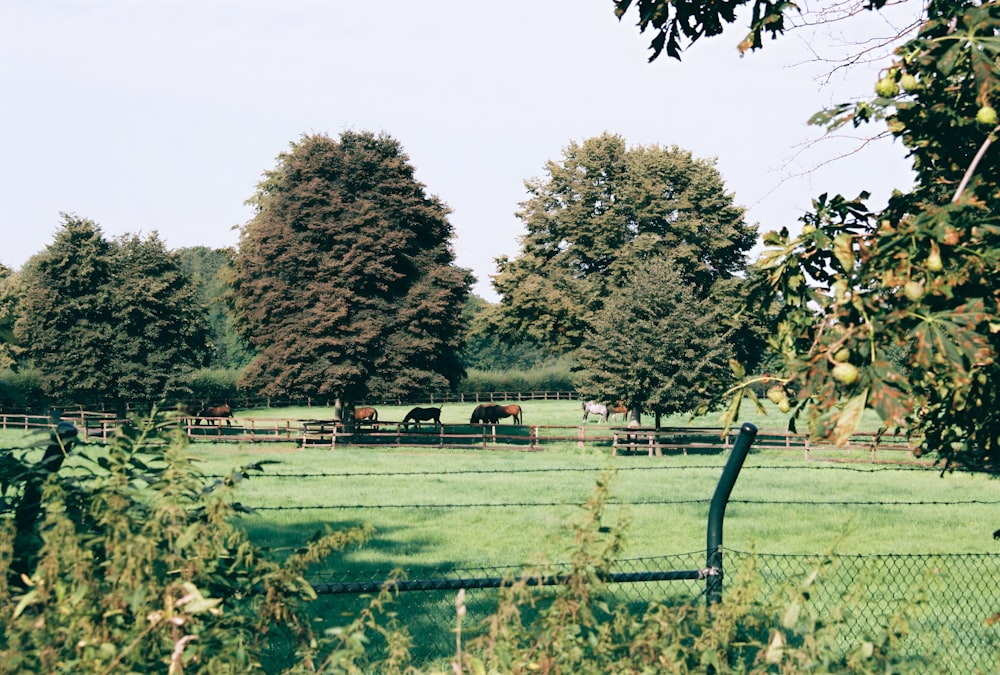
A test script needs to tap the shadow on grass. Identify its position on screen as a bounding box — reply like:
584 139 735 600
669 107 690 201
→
242 519 709 670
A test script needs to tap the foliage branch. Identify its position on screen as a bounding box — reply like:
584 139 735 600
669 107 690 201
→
617 0 1000 469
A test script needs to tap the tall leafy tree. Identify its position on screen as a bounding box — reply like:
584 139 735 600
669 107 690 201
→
176 246 254 369
110 234 214 406
615 0 1000 468
0 265 23 370
490 133 757 354
15 216 212 411
575 259 735 426
232 131 473 406
462 295 557 371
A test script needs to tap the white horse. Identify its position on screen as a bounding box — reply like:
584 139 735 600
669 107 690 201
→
582 401 608 423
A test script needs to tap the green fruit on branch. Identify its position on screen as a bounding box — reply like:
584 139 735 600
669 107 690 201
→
903 280 925 301
832 362 860 385
767 386 786 404
926 244 943 272
976 105 998 126
833 348 851 363
899 73 919 91
875 77 899 98
778 399 791 413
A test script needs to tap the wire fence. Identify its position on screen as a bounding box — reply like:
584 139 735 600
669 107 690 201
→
298 551 1000 672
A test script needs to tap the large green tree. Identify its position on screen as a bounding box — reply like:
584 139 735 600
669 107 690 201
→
232 131 473 406
490 133 757 354
15 216 212 412
176 246 254 370
0 265 23 370
575 259 737 425
615 0 1000 468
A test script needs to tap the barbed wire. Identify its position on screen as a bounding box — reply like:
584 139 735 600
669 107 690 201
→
237 497 1000 511
206 463 939 480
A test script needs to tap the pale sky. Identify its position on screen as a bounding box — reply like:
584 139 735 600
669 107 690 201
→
1 1 919 301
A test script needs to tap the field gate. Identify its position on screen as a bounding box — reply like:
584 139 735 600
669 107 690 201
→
312 422 759 606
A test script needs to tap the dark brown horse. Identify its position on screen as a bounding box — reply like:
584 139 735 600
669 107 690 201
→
470 403 502 424
354 406 378 424
470 403 522 425
402 406 441 430
196 403 233 427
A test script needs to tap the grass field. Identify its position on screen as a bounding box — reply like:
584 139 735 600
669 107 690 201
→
4 400 995 562
3 403 998 671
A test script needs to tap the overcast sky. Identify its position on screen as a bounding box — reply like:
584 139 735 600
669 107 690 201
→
1 1 920 301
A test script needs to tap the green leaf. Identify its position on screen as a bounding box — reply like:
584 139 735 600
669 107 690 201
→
937 42 964 76
12 590 39 619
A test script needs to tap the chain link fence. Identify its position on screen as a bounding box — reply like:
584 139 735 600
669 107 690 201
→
301 551 1000 672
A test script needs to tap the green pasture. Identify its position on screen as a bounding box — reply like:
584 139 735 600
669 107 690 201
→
3 404 998 672
189 442 997 565
184 404 999 673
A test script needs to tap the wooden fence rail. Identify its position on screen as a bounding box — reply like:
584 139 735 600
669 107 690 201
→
0 413 921 463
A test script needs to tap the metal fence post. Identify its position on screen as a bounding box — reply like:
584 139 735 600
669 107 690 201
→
706 422 757 606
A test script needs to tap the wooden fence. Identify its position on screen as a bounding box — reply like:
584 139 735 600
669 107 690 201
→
0 412 921 463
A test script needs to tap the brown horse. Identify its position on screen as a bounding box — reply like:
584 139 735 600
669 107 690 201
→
354 406 378 424
402 406 441 430
495 404 522 425
609 401 628 422
196 403 232 427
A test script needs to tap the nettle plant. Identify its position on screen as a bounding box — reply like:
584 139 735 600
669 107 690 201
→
725 0 1000 470
0 411 389 673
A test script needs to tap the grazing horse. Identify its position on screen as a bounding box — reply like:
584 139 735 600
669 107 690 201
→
354 406 378 425
582 401 608 423
470 403 502 424
197 403 233 427
495 404 523 425
609 400 628 422
402 406 441 430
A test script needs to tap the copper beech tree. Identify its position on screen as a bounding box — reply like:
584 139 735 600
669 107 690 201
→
232 132 473 409
617 0 1000 468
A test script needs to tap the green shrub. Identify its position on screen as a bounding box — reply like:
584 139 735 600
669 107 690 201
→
171 367 244 406
0 410 399 673
0 366 45 411
461 364 574 394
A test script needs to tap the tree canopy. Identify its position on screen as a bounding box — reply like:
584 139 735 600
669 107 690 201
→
616 0 1000 468
575 259 738 424
490 133 757 354
14 216 213 410
232 131 473 405
0 265 22 370
176 246 253 370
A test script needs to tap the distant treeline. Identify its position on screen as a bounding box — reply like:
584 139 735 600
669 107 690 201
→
0 364 576 413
